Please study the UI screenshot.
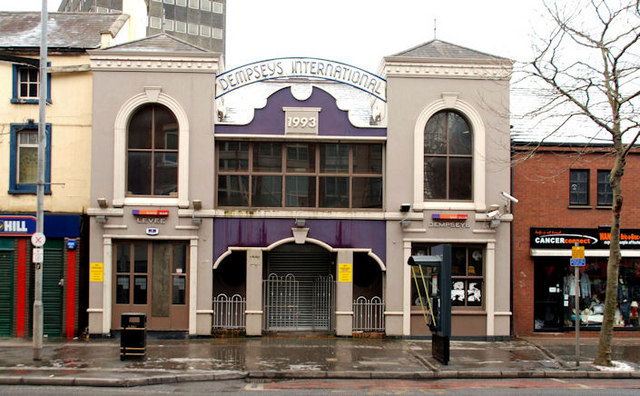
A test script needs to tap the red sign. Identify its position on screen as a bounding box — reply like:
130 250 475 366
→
132 210 169 217
432 214 468 221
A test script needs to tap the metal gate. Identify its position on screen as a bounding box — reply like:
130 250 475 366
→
264 273 334 331
263 242 335 331
0 246 14 337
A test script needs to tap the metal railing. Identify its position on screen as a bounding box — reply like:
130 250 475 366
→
212 293 246 330
352 296 385 332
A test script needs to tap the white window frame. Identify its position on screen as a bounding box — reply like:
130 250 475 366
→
175 21 187 33
188 23 198 35
113 87 190 208
413 93 486 211
212 1 223 13
212 27 223 39
201 0 211 11
189 0 199 9
200 25 211 37
149 16 162 29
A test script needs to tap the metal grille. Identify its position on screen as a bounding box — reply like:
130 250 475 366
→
312 275 334 330
212 293 246 330
353 296 385 332
264 273 299 330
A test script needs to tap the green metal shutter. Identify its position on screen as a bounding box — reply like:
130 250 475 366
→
0 246 14 337
43 240 64 337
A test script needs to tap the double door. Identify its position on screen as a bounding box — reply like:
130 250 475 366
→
112 241 188 331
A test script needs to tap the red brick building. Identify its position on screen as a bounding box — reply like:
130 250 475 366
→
512 143 640 336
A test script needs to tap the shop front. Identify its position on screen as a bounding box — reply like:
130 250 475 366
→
532 227 640 332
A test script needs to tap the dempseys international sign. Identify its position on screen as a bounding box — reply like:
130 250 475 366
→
530 227 640 249
215 57 387 102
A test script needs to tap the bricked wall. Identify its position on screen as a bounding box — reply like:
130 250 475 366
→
512 145 640 336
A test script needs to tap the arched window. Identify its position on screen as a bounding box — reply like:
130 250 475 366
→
424 110 472 200
127 104 179 196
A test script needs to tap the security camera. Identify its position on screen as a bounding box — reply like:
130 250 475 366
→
501 191 519 203
486 210 500 219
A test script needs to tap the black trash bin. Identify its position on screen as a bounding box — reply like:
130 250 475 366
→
120 313 146 360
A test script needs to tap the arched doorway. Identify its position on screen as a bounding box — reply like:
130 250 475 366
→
264 243 335 331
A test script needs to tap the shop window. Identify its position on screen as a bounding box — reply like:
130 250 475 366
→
424 110 472 201
597 170 613 207
534 258 640 331
216 141 383 209
9 123 51 194
126 104 179 197
411 244 483 308
11 64 51 104
569 169 589 205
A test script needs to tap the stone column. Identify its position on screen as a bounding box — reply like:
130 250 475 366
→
335 250 353 336
245 249 263 336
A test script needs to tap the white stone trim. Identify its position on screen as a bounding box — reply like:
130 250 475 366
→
189 239 198 335
113 89 190 208
485 241 496 336
90 55 221 73
412 94 486 212
383 61 512 80
102 238 113 334
403 241 412 336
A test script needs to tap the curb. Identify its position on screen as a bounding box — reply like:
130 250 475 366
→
1 369 639 387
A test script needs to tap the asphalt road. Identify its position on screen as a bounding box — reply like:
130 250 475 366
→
1 378 640 395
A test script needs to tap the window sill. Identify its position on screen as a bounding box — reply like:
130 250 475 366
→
10 98 52 104
596 205 612 210
568 205 592 209
8 187 51 195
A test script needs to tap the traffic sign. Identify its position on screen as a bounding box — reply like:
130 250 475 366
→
572 245 585 259
32 247 43 263
31 232 46 247
570 258 586 267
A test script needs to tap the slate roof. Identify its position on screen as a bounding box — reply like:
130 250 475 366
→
99 33 211 53
390 39 510 62
0 12 128 51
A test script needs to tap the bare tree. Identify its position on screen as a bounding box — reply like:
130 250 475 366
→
528 0 640 366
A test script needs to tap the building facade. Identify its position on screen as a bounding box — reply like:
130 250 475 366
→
512 144 640 336
0 12 130 337
58 0 226 54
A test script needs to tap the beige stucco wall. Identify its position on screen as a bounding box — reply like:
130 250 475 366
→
383 64 513 337
0 55 93 214
87 54 219 335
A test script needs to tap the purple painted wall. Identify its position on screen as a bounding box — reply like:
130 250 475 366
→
213 218 386 264
215 87 386 137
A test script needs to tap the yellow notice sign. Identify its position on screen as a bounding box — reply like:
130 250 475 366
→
90 262 104 282
572 246 585 259
338 263 352 283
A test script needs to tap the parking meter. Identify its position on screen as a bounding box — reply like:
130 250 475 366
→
408 243 451 364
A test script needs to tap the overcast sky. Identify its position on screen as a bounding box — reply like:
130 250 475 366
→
3 0 545 71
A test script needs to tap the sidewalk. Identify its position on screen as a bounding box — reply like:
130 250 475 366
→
0 336 638 387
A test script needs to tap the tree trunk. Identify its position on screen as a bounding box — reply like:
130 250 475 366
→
593 153 625 366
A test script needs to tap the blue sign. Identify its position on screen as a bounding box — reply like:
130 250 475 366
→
66 239 78 250
570 258 586 267
0 216 37 236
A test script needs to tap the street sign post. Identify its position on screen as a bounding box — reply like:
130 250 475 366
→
571 244 585 367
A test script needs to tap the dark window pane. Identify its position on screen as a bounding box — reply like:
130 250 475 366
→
452 247 466 276
319 177 349 208
467 280 483 306
425 112 447 154
172 276 186 304
218 175 248 206
153 153 178 195
28 81 37 97
449 157 472 200
448 113 472 154
424 157 446 199
133 275 147 304
285 176 316 207
569 169 589 205
469 249 483 276
353 144 382 173
154 107 178 149
286 143 315 173
127 152 152 195
352 177 382 208
172 244 187 274
253 142 282 171
116 275 130 304
252 176 282 207
134 243 147 273
18 146 37 184
219 141 249 171
128 105 153 149
597 170 613 206
116 245 130 273
320 144 349 173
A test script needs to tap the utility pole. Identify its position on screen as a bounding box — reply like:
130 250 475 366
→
33 0 48 361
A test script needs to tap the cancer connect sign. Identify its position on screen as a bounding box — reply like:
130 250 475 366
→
215 57 387 102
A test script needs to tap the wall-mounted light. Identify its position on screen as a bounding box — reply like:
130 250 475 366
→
95 215 107 224
97 198 108 208
192 199 202 211
400 204 411 213
192 217 202 225
489 219 500 229
295 218 306 228
400 219 411 228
